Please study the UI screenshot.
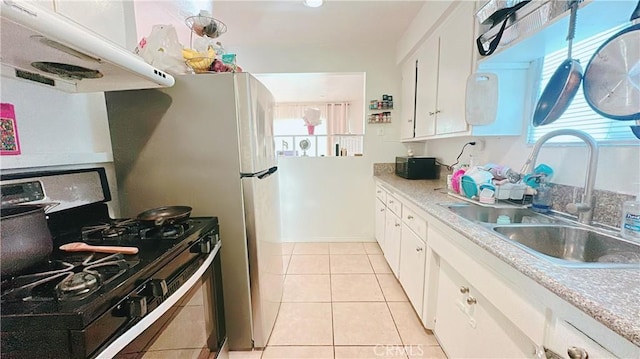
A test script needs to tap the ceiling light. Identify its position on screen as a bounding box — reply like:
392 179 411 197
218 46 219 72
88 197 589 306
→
304 0 323 8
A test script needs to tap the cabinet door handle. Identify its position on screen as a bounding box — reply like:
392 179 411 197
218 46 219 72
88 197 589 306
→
389 200 394 204
459 286 469 294
466 296 477 305
407 215 414 220
435 110 441 114
407 119 413 123
428 112 435 116
377 190 381 193
395 223 401 227
380 208 385 212
416 247 423 252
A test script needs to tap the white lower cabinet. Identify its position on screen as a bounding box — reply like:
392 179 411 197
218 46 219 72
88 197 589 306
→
545 318 617 359
428 222 546 358
435 260 538 358
375 198 386 250
375 185 388 251
373 181 638 359
399 225 426 312
383 199 402 277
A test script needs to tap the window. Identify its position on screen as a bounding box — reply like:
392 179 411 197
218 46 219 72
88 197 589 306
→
255 72 366 157
528 23 637 144
272 102 364 157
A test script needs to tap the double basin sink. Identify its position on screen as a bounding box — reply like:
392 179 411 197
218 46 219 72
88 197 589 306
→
444 203 640 268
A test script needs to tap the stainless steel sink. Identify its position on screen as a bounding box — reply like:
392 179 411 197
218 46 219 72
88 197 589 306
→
445 203 556 224
492 225 640 268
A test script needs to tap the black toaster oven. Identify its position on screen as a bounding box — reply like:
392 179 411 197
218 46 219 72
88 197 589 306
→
395 156 439 180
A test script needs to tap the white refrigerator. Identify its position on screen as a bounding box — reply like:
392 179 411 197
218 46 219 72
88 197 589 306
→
105 73 283 350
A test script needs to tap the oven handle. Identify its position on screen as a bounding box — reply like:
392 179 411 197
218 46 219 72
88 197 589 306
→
94 241 221 358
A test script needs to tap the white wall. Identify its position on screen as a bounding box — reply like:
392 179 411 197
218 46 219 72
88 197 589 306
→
0 77 120 215
395 1 452 65
278 157 374 242
422 134 640 196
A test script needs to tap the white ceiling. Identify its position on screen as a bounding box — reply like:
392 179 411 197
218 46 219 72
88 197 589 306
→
134 0 425 102
210 1 425 49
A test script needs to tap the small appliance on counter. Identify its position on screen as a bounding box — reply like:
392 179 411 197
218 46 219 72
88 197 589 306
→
395 156 439 180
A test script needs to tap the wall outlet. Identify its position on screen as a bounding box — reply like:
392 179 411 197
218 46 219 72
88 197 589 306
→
472 138 485 151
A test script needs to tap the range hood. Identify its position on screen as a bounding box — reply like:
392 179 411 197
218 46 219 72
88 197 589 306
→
1 1 175 93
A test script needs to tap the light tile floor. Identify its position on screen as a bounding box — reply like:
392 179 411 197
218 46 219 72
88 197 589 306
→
229 242 447 359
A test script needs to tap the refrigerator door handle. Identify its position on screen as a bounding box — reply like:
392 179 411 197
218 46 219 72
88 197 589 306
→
240 166 278 179
257 166 278 179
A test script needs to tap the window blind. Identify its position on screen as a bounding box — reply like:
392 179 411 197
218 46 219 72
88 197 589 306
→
528 23 637 144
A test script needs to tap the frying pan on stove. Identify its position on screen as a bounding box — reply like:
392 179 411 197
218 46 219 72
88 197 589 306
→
532 0 582 127
137 206 192 227
582 0 640 137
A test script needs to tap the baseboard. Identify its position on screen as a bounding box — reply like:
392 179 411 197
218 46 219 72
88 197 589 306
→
281 236 375 243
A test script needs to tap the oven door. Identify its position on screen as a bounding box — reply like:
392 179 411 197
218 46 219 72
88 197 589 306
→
96 242 227 359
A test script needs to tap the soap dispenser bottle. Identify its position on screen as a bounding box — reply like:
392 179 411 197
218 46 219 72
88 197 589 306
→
622 197 640 242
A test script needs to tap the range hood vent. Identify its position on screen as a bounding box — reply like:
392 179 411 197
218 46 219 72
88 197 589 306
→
1 1 175 93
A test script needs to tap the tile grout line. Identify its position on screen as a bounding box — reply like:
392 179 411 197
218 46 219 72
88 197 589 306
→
260 242 297 358
329 250 336 359
368 250 410 359
265 242 439 358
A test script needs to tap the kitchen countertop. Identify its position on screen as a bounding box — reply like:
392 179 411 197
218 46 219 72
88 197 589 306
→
375 173 640 348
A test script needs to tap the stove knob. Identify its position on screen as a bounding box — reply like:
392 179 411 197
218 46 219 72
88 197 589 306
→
127 296 147 318
199 238 212 254
148 279 168 297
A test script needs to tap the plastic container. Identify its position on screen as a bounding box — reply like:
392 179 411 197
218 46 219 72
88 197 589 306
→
509 184 526 200
495 183 512 200
621 199 640 242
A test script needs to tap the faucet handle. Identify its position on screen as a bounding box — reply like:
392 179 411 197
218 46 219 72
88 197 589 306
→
566 202 591 214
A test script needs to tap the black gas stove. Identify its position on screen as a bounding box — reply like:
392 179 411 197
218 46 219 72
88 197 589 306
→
0 168 223 359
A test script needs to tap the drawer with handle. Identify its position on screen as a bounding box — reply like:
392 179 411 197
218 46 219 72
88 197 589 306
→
403 205 427 240
375 184 388 202
386 193 402 216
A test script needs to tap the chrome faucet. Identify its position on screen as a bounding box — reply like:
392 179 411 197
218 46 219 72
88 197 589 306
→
521 129 599 225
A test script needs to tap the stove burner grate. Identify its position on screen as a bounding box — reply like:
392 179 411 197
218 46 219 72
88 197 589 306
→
140 222 189 240
81 219 192 243
1 253 134 303
81 219 138 242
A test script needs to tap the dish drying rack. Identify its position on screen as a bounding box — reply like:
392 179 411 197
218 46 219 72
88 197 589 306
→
448 192 531 209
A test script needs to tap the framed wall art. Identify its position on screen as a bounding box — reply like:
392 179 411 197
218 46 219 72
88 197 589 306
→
1 103 21 155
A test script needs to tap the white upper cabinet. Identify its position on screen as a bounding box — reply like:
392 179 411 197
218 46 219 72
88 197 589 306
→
400 1 525 141
26 0 134 49
54 0 132 49
400 55 418 140
414 35 438 138
432 1 474 136
401 1 474 141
